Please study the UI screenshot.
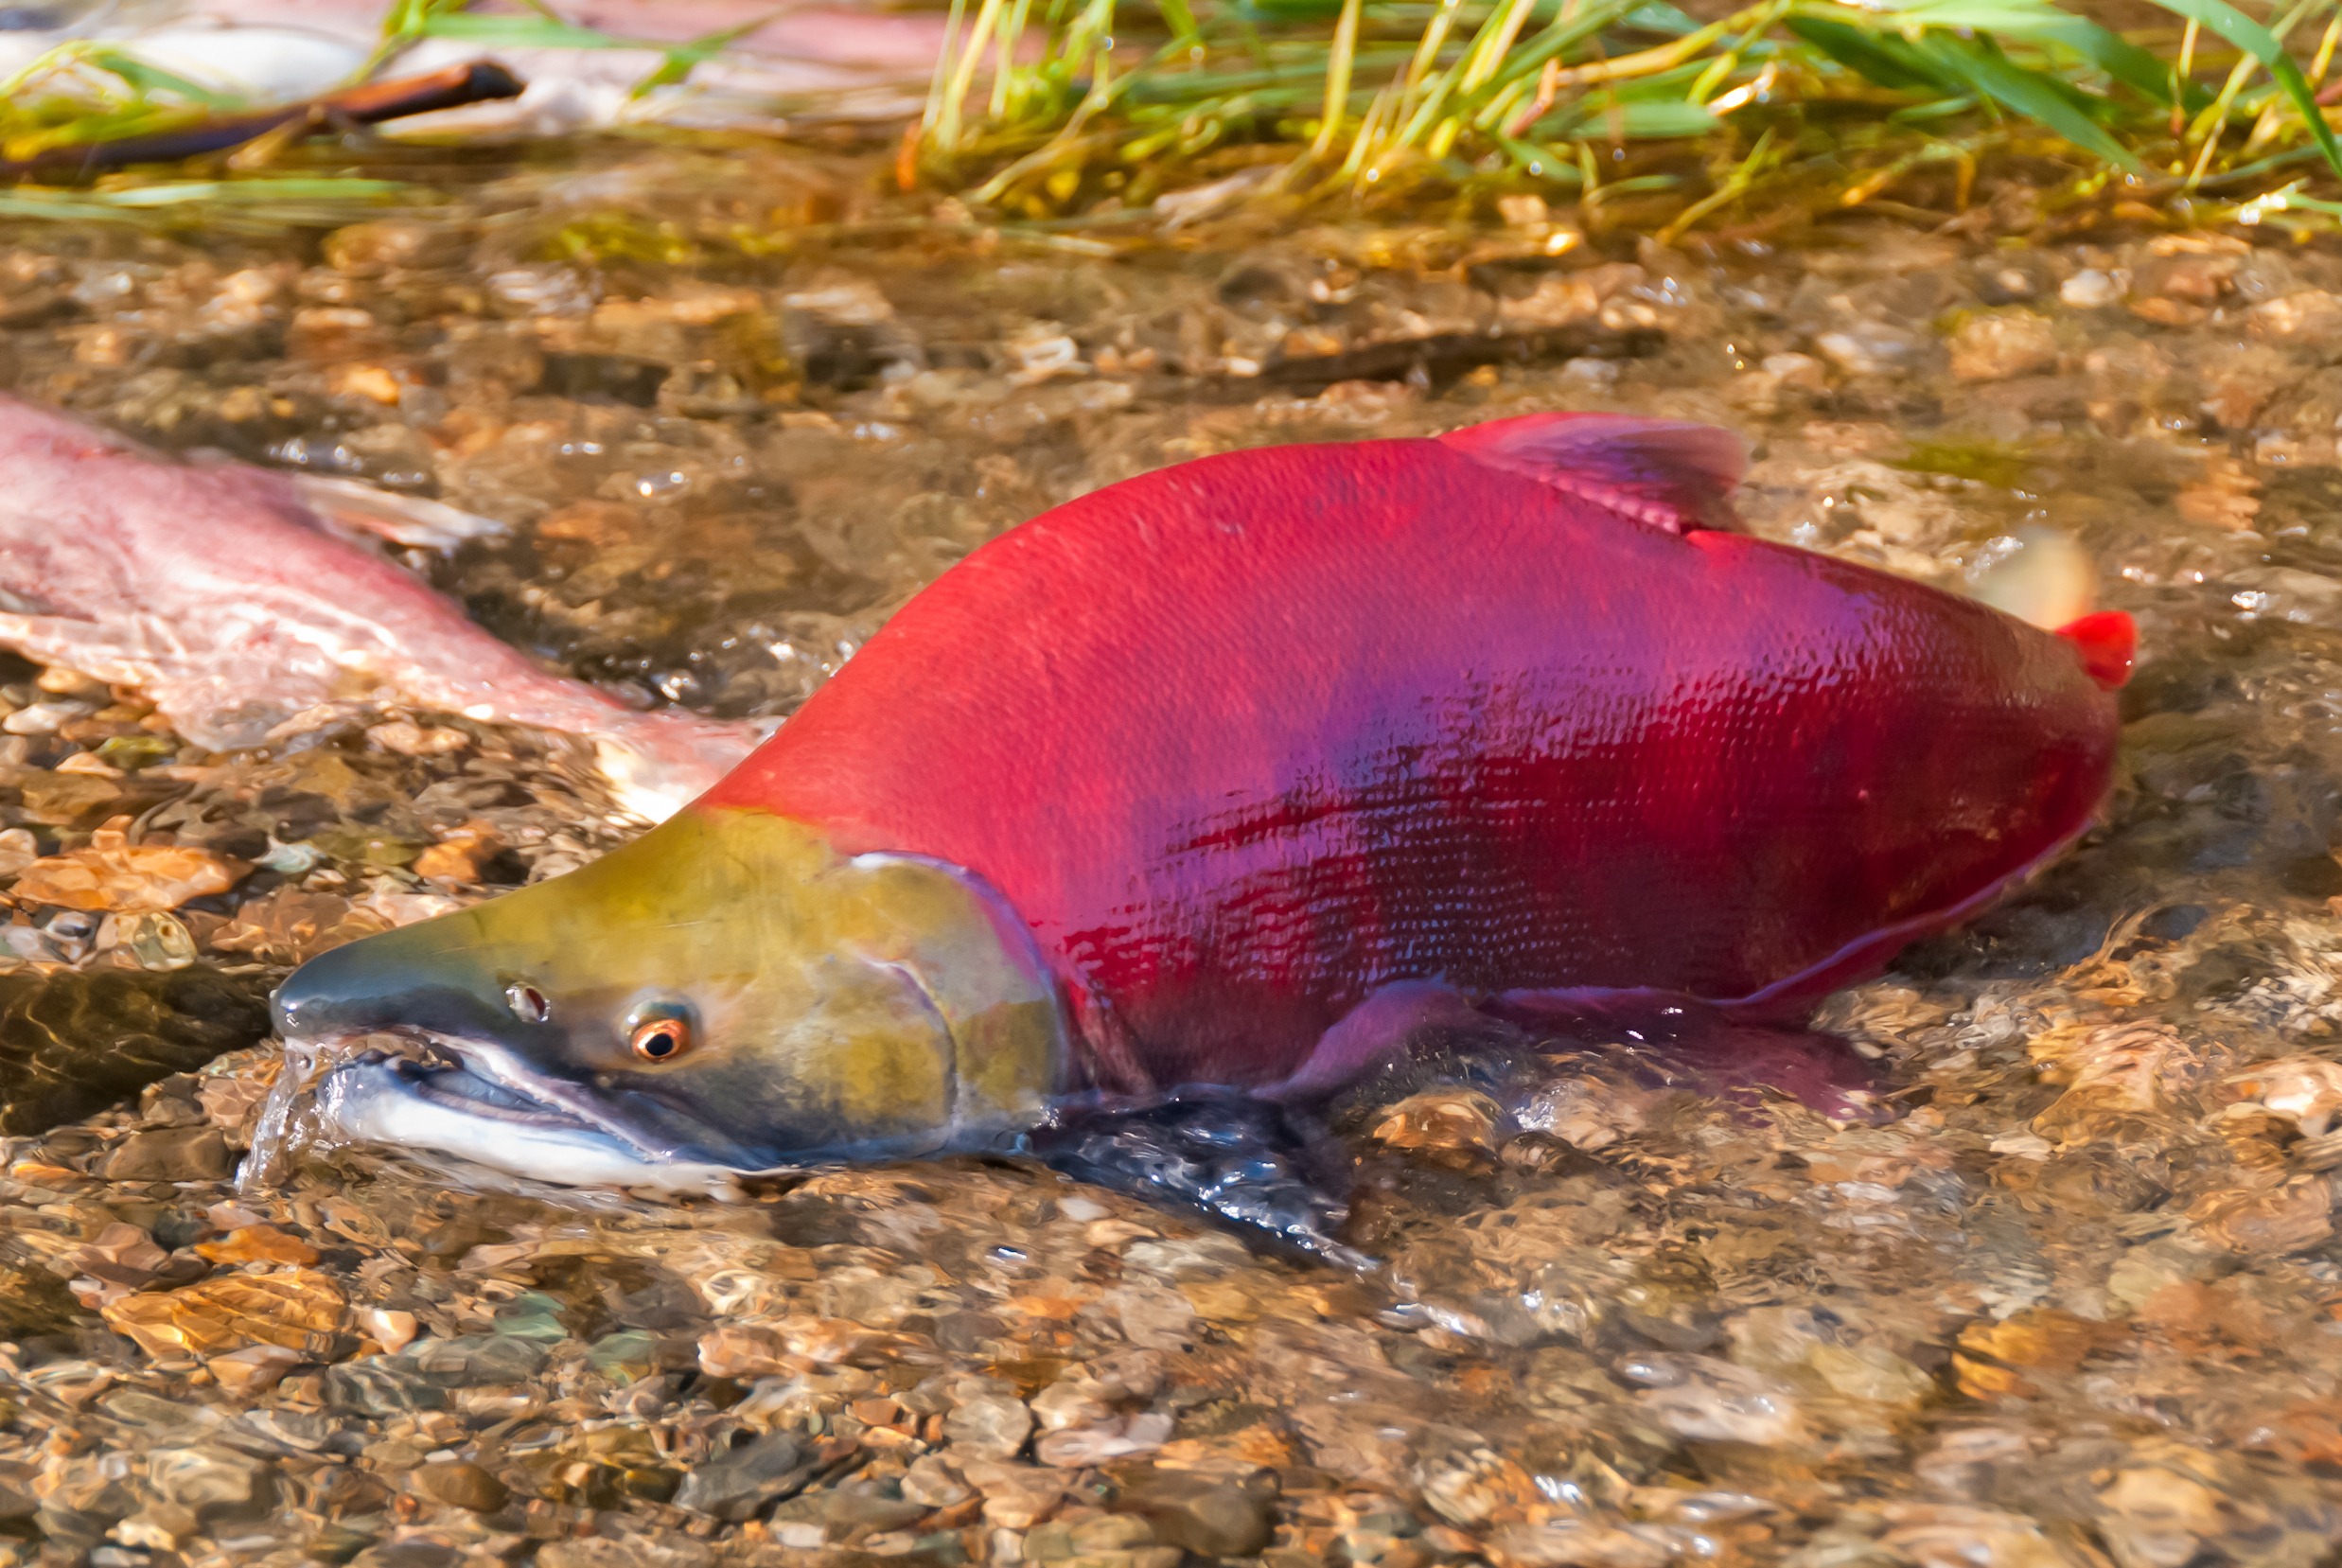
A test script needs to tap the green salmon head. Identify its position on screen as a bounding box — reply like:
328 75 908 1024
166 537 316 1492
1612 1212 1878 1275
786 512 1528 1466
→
270 807 1069 1189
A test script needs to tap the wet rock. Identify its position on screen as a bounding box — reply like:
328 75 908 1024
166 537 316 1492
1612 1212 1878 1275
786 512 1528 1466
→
326 1361 448 1416
410 1333 552 1384
1815 323 1926 377
1625 1353 1808 1446
1950 311 2058 381
2061 269 2126 308
2247 290 2342 348
147 1445 271 1521
2186 1178 2333 1254
1025 1512 1179 1566
0 965 272 1136
1113 1467 1277 1556
208 1343 304 1395
11 829 247 911
538 1536 715 1568
1878 1506 2086 1568
1370 1089 1504 1165
98 1125 232 1181
673 1430 816 1522
408 1459 509 1513
944 1388 1034 1459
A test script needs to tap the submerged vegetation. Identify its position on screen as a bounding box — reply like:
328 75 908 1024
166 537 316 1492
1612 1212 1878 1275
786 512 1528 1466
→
914 0 2342 237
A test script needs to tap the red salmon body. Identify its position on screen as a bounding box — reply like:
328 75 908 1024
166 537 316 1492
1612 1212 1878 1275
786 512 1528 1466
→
705 415 2126 1096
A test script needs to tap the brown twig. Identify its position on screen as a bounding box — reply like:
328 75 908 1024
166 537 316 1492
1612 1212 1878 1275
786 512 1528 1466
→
0 62 525 183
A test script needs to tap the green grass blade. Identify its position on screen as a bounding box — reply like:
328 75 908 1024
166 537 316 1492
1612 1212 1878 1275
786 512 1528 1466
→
1785 17 1957 92
2143 0 2342 178
79 47 240 109
2033 16 2208 108
1922 36 2144 168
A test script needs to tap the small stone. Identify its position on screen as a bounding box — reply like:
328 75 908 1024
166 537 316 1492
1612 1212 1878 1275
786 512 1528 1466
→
410 1334 552 1384
2061 269 2125 308
361 1308 420 1354
99 1126 232 1181
1762 351 1828 390
409 1459 510 1513
325 220 466 276
15 769 120 824
1625 1353 1808 1446
1814 324 1923 377
411 819 501 884
326 1361 446 1416
2129 296 2209 328
348 1544 463 1568
538 1538 715 1568
1807 1343 1933 1407
1370 1089 1503 1164
902 1453 971 1506
944 1391 1034 1459
207 1344 304 1396
1877 1506 2086 1568
12 830 247 912
673 1431 814 1522
1114 1468 1276 1557
198 1077 273 1134
195 1224 319 1266
2247 290 2342 347
146 1445 271 1520
106 1267 346 1360
2187 1178 2333 1254
1950 311 2058 381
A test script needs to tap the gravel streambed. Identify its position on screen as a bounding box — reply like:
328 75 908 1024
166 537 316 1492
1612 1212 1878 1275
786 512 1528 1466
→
0 156 2338 1566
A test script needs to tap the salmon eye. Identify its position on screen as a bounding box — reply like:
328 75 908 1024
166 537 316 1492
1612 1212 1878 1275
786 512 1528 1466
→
506 984 549 1024
630 1017 691 1063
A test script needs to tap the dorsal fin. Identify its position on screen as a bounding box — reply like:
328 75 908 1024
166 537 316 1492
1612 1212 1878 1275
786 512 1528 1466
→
1436 413 1747 533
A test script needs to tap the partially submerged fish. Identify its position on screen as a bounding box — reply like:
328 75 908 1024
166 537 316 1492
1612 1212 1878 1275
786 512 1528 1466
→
4 0 995 136
0 395 752 817
270 412 2135 1206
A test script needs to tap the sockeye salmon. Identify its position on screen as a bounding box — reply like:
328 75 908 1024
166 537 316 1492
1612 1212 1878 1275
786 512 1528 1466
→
0 395 753 818
270 413 2135 1195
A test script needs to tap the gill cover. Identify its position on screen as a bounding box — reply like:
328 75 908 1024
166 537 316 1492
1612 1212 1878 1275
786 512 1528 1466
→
273 806 1067 1170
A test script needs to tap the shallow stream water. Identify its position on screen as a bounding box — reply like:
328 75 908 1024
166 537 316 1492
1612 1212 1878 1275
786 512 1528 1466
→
0 141 2340 1568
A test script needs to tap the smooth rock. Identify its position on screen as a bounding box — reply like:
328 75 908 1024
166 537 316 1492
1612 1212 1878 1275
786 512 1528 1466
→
98 1126 232 1181
409 1459 509 1513
1950 311 2058 381
145 1445 271 1521
1115 1467 1277 1557
945 1391 1034 1459
673 1430 815 1523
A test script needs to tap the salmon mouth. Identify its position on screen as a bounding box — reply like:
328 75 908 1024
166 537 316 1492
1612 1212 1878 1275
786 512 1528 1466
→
293 1030 762 1195
382 1052 602 1131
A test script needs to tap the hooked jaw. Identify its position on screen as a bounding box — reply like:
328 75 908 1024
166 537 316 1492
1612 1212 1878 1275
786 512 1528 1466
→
270 917 779 1189
268 807 1072 1191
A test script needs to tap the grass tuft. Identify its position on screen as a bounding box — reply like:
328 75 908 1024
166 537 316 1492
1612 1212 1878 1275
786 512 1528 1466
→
912 0 2342 238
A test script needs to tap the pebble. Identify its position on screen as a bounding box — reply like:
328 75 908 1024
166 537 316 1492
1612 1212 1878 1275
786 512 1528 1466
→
1949 310 2059 381
2060 268 2125 307
408 1459 510 1513
97 1125 233 1181
1115 1468 1277 1556
672 1431 814 1522
944 1390 1035 1459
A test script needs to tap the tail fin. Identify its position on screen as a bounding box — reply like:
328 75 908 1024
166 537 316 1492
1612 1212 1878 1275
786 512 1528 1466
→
1969 526 2093 630
2057 610 2135 690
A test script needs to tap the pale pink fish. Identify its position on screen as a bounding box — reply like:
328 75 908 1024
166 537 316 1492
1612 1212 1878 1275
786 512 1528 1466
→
10 0 1008 128
0 395 754 818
